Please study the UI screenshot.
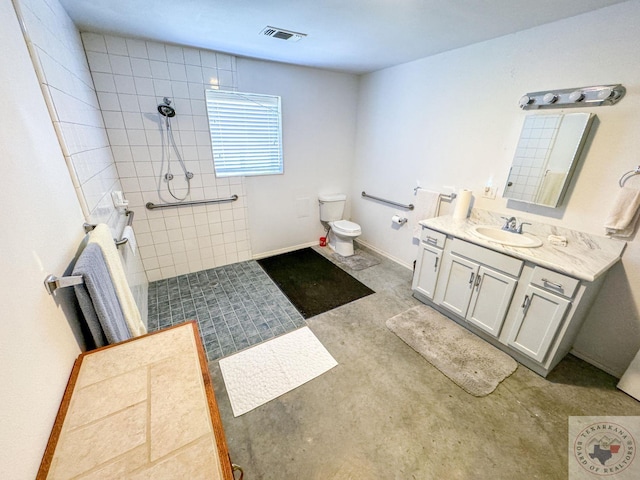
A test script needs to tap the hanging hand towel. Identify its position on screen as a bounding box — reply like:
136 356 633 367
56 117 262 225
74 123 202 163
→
73 243 131 347
604 186 640 238
412 189 441 239
89 224 147 336
122 225 137 256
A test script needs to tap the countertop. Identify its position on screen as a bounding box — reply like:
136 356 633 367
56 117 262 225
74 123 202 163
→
38 322 233 480
419 209 626 282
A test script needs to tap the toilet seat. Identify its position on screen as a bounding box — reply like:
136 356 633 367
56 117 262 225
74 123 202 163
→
331 220 361 236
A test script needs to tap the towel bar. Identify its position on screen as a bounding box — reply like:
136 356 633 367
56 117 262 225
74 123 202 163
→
618 166 640 187
45 210 136 295
145 195 238 210
361 191 414 210
412 188 457 216
84 209 134 249
438 192 457 201
44 274 83 295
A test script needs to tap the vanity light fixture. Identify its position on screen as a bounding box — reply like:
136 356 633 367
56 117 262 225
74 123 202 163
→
518 84 625 110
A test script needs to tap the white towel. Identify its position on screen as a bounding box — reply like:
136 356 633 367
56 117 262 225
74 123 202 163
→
122 225 137 256
412 189 441 239
88 224 147 337
604 187 640 238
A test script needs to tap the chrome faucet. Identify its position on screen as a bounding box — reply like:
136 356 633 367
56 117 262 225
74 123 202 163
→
501 216 517 232
501 216 531 234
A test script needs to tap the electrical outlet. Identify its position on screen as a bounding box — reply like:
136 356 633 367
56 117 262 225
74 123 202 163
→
482 186 497 199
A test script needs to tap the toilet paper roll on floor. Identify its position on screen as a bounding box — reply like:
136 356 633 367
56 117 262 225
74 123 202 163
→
453 189 472 219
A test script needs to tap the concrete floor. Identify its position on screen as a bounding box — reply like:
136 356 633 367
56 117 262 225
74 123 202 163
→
209 246 640 480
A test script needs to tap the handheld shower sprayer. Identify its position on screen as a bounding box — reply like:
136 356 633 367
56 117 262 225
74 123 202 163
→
156 97 194 200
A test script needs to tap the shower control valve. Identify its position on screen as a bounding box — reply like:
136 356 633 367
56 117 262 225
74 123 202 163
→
165 173 174 181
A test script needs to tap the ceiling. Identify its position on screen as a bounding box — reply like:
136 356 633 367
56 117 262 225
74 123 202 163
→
59 0 628 74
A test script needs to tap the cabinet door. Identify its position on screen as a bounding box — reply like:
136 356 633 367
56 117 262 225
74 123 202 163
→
506 285 571 363
412 245 442 300
435 253 479 317
466 267 517 338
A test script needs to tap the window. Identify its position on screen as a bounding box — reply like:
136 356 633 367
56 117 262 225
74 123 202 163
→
205 90 283 177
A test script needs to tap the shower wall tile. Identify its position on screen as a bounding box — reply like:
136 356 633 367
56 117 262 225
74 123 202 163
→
83 33 251 281
16 0 149 323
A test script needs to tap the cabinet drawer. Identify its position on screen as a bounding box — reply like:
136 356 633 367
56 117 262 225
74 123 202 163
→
449 238 523 277
530 267 579 299
421 227 447 249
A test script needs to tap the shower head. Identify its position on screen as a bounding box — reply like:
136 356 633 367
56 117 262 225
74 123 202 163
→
158 97 176 117
157 103 176 117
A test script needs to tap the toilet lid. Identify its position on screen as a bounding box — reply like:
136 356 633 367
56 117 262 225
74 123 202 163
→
332 220 361 233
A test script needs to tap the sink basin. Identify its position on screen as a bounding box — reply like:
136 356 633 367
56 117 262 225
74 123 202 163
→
471 225 543 248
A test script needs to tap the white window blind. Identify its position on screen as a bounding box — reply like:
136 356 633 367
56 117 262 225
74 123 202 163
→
205 90 283 177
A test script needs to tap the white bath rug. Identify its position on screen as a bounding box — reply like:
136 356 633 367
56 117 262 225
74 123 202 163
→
219 327 337 417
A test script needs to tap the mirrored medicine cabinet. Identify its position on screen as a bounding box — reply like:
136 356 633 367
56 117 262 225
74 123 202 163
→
504 112 594 208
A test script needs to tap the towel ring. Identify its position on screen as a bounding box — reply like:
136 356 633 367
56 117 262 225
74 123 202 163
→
618 166 640 187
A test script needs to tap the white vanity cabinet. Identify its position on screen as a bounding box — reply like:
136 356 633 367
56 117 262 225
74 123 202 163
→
411 228 446 300
506 267 579 363
433 237 521 338
506 285 571 362
411 220 615 377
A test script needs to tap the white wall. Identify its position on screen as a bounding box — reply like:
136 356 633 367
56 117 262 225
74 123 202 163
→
16 0 148 322
237 58 359 256
0 0 85 477
353 1 640 376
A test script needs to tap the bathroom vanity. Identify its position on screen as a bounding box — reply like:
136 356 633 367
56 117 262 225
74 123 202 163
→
412 210 626 377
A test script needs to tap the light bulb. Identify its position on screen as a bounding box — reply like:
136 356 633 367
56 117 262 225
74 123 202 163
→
597 87 613 100
518 95 533 108
569 91 585 102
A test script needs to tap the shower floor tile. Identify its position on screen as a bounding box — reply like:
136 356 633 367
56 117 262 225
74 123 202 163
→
147 261 307 361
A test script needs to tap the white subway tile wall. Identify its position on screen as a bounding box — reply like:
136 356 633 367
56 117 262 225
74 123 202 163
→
18 0 120 228
16 0 148 322
82 33 251 281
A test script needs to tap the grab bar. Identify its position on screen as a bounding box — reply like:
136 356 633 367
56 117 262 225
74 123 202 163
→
84 209 134 249
145 195 238 210
361 191 414 210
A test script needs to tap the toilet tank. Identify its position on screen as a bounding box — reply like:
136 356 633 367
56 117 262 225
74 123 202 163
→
318 194 346 222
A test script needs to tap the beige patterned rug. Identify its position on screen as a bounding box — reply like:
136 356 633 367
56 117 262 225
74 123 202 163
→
331 250 380 271
386 305 517 396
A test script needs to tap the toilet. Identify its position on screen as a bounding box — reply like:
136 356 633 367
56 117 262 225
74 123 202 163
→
318 194 362 256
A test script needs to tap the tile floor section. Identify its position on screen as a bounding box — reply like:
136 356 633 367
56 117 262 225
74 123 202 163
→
147 261 306 361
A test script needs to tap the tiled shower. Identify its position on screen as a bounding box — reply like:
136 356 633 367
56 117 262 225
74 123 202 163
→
147 261 305 361
18 0 254 289
81 32 252 281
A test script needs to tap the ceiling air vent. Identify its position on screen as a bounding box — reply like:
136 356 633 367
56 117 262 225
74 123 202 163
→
260 26 307 42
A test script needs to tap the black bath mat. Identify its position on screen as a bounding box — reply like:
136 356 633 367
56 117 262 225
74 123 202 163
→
257 248 375 319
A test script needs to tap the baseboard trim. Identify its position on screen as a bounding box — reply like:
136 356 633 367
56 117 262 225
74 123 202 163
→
570 348 622 378
252 241 320 260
